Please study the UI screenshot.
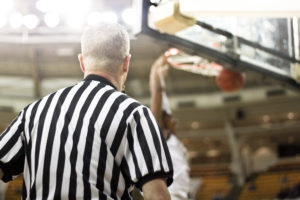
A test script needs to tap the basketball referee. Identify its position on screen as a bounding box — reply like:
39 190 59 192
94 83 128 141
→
0 23 173 200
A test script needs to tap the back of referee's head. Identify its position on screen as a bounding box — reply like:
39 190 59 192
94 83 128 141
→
78 22 131 91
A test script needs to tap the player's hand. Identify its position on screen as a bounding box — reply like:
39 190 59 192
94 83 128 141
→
150 55 169 91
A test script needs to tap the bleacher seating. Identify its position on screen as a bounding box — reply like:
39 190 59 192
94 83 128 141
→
191 164 232 200
268 161 300 172
197 175 232 200
239 161 300 200
191 164 231 177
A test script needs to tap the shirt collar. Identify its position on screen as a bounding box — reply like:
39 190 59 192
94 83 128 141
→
83 74 117 90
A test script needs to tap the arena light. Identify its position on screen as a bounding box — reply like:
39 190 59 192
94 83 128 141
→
87 12 102 26
0 0 14 14
190 121 200 129
100 11 118 23
36 0 48 13
66 14 85 29
71 0 91 14
287 112 295 120
37 0 91 14
36 0 59 13
0 0 13 28
262 115 270 123
62 0 91 17
122 8 137 26
9 12 23 29
44 13 60 28
64 0 92 28
206 149 220 157
23 14 40 29
0 15 7 28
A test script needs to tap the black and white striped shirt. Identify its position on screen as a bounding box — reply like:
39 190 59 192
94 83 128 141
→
0 74 173 200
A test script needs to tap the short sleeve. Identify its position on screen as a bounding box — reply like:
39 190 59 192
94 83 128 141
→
0 110 25 182
123 106 173 189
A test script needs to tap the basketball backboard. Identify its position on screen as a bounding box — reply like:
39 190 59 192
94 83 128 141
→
139 0 300 90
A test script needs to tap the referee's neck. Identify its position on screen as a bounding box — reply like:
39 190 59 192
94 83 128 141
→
84 71 121 91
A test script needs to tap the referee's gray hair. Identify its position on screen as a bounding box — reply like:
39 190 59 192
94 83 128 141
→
81 22 130 74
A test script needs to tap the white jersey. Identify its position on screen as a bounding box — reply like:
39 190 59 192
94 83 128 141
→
167 133 190 200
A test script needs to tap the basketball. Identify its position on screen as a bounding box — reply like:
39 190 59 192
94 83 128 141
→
216 68 245 92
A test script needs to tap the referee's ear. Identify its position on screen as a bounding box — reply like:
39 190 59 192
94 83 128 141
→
78 54 85 73
122 54 131 73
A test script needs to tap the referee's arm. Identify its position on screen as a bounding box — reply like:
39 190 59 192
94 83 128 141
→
124 106 173 199
142 178 171 200
0 110 25 182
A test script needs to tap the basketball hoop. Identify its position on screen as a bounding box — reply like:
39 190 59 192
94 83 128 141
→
164 48 223 77
164 48 246 92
